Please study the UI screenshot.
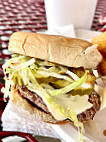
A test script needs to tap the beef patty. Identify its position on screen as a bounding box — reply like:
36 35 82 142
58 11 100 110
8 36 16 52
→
17 85 101 122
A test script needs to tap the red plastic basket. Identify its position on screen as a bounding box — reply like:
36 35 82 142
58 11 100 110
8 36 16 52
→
0 131 38 142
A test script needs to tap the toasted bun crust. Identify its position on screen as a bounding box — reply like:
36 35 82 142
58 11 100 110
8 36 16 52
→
10 89 70 124
8 32 102 69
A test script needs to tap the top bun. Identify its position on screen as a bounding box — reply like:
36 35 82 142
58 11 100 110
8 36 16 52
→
8 32 102 69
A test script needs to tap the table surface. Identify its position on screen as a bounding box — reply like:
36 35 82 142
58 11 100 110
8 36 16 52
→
0 0 106 141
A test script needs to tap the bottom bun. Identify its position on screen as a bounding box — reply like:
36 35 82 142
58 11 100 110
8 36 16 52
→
10 89 70 124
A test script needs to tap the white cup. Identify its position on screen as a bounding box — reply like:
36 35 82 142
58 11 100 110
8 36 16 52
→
44 0 97 30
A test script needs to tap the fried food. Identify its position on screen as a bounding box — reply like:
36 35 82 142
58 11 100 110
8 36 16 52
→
97 59 106 76
92 32 106 50
92 32 106 76
92 32 106 59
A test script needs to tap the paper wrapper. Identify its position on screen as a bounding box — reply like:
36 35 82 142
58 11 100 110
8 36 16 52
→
84 108 106 142
1 25 106 142
2 101 60 139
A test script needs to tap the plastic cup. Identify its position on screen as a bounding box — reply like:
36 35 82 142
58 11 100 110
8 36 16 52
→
44 0 97 30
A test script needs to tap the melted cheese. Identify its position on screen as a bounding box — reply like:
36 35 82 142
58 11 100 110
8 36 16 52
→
27 84 93 121
47 94 93 120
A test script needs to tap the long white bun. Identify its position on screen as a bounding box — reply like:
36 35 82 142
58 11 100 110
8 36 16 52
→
8 32 102 69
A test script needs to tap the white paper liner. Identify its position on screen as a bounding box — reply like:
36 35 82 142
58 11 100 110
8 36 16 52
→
2 101 60 139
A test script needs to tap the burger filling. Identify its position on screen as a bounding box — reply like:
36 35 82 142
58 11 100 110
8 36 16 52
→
2 54 101 141
17 85 100 122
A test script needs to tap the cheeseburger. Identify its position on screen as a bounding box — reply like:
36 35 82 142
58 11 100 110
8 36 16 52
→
2 32 103 140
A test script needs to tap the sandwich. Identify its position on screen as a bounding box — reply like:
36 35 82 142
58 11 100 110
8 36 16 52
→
2 32 103 140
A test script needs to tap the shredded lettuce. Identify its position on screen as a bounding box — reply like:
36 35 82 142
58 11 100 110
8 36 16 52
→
46 96 84 142
11 58 35 73
48 70 87 96
26 67 50 98
2 54 95 99
66 70 91 89
1 79 14 101
12 72 23 86
2 56 25 71
2 54 95 100
37 70 74 82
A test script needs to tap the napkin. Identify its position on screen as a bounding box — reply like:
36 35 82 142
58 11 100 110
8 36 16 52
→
1 25 105 142
2 101 60 139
